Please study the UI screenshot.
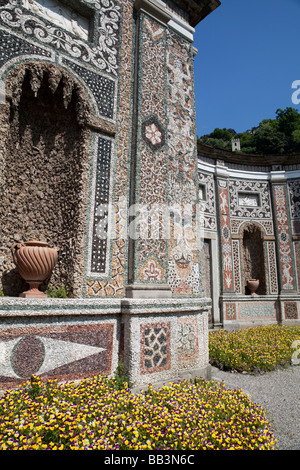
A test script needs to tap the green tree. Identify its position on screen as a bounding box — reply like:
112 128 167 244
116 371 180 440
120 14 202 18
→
209 128 235 141
198 127 236 151
275 107 300 153
236 132 256 154
252 122 285 155
197 107 300 155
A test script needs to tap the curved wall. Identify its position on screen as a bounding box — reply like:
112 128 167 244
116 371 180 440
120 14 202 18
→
198 143 300 328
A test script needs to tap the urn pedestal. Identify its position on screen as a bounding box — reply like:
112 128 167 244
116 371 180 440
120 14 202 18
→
247 279 259 297
11 241 59 298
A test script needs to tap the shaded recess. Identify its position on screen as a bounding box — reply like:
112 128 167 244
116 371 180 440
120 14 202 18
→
241 224 267 295
0 62 92 296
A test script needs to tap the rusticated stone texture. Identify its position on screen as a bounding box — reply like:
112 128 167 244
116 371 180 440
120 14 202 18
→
0 63 92 297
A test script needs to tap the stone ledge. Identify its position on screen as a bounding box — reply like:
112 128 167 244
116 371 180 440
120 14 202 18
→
0 296 211 317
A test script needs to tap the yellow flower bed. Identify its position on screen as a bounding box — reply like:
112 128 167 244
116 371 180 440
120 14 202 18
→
209 325 300 373
0 375 276 450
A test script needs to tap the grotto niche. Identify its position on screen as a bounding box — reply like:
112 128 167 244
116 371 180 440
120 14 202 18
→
241 223 267 296
0 62 92 297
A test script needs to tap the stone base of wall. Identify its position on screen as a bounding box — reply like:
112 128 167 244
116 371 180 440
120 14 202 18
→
0 297 210 391
221 295 279 330
121 298 210 388
221 294 300 329
279 297 300 325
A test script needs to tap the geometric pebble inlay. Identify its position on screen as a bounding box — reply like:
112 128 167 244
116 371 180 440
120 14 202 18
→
1 335 105 379
140 322 171 374
90 137 112 274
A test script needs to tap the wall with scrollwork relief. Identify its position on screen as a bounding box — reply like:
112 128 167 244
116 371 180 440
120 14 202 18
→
0 0 217 391
198 143 300 327
0 0 131 298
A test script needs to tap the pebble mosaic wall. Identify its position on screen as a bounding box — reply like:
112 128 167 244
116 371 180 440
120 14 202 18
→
273 184 295 291
140 322 171 374
217 179 234 291
0 321 115 389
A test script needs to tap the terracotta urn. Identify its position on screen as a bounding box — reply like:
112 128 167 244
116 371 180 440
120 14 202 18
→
11 241 59 298
247 279 259 297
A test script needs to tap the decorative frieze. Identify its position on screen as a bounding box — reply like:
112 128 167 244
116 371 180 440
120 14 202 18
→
273 184 295 291
0 0 122 75
217 179 234 291
228 180 272 219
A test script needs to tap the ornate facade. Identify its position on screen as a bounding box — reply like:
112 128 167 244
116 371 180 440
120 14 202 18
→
0 0 220 390
198 143 300 329
0 0 298 392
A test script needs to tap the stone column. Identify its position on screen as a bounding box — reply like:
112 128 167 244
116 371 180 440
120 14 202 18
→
125 0 172 299
126 0 201 300
122 0 212 387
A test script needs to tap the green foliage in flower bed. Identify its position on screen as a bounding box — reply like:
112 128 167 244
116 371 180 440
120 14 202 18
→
0 375 276 450
44 285 70 298
209 325 300 373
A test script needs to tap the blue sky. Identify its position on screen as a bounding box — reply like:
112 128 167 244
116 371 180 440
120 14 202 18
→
193 0 300 137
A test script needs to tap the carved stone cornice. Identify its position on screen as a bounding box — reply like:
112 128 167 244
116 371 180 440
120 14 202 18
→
134 0 172 25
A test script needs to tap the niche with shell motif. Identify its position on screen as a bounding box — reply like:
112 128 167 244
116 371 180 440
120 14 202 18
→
241 223 267 295
0 61 92 296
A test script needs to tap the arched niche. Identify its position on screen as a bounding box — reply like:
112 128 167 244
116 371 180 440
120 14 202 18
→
240 222 268 296
0 61 92 296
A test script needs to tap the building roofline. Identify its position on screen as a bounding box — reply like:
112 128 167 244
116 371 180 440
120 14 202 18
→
172 0 221 27
197 142 300 167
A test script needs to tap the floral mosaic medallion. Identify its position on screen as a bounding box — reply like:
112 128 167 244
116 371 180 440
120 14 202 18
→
141 116 165 152
138 256 165 281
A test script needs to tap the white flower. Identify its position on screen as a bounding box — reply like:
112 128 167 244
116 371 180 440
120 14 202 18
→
145 123 162 145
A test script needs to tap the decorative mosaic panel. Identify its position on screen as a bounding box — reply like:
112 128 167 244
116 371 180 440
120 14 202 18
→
0 0 122 76
198 172 217 231
62 59 116 119
288 180 300 220
201 239 212 298
228 180 272 219
141 115 165 152
0 323 114 388
89 136 113 275
238 302 277 318
284 302 298 320
230 218 274 236
295 241 300 291
218 180 234 291
273 184 295 290
232 240 241 294
225 303 236 320
168 238 200 295
0 28 52 66
177 317 199 369
136 15 168 281
267 241 278 294
166 30 199 295
138 256 166 281
86 0 133 296
140 322 171 374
